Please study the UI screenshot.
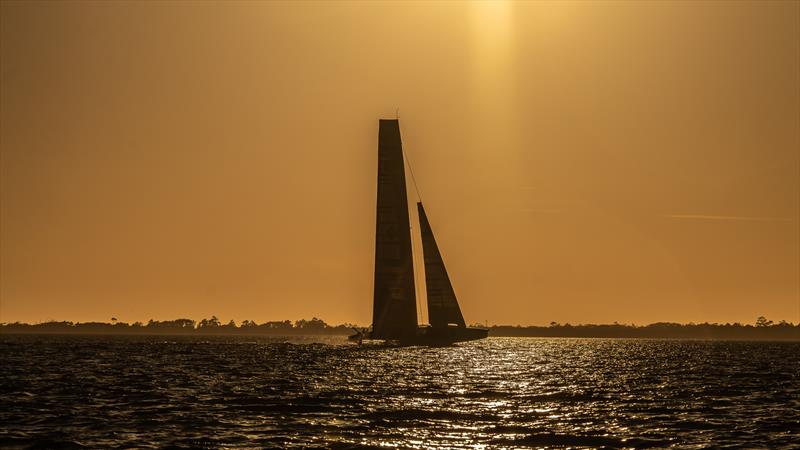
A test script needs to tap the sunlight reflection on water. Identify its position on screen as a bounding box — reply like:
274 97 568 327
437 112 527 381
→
1 336 798 448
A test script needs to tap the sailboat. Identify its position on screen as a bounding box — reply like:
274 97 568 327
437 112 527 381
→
355 119 488 345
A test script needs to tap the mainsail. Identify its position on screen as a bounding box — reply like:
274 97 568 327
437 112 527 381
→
371 119 418 339
417 202 466 328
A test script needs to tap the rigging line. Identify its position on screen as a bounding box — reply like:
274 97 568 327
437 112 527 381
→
402 148 423 203
399 129 424 323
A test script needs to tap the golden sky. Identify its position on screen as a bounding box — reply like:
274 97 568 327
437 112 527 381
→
1 1 798 325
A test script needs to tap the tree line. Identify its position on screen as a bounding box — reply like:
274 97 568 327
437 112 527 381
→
1 316 797 339
483 317 799 340
0 316 356 335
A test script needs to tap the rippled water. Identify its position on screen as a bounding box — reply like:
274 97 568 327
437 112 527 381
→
1 335 798 448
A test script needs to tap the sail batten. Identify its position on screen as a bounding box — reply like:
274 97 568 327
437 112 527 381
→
372 120 418 339
417 202 466 328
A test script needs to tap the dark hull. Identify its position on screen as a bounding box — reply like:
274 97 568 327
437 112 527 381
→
361 326 488 346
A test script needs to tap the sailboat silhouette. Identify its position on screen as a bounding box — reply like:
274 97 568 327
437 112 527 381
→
355 119 488 345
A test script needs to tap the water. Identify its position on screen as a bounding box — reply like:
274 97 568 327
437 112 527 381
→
1 335 798 448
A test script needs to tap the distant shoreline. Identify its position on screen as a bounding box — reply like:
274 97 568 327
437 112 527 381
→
2 317 798 340
1 331 798 341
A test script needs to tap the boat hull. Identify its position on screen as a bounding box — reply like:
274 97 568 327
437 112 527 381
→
356 326 488 346
405 326 488 345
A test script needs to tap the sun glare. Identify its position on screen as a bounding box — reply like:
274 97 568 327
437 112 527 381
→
471 0 512 58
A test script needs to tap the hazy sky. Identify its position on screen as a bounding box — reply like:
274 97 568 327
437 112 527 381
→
1 1 798 326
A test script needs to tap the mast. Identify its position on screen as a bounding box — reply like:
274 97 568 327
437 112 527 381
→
372 119 418 339
417 202 466 328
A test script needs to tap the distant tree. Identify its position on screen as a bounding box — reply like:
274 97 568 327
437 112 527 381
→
295 317 327 329
262 320 292 329
756 316 773 327
198 316 221 329
175 318 196 329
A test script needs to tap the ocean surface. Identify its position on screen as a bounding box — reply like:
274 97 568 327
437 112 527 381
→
1 336 798 449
